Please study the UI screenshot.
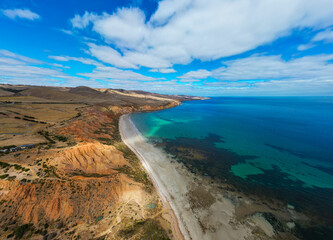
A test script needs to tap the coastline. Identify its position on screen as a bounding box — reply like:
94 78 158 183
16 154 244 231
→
119 113 266 240
119 114 188 240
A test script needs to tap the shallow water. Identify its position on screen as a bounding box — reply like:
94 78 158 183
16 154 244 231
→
131 97 333 222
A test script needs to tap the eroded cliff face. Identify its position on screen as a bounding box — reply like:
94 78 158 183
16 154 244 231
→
0 98 181 239
53 143 129 176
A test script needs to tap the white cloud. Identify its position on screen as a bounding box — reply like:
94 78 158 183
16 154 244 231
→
174 53 333 95
71 0 333 69
297 44 315 51
51 63 70 69
78 65 159 81
149 68 176 73
0 50 76 85
49 55 101 66
0 50 160 89
3 50 333 96
59 29 74 35
159 68 176 73
312 28 333 43
178 79 201 83
2 8 40 21
87 43 172 69
298 28 333 51
178 69 212 79
150 0 192 25
124 51 171 68
70 11 98 29
93 8 148 49
88 44 138 69
0 50 43 65
225 79 333 96
212 54 333 81
48 52 162 81
193 76 333 96
48 56 69 62
2 48 333 95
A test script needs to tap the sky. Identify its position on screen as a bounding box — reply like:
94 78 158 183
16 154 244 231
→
1 0 333 96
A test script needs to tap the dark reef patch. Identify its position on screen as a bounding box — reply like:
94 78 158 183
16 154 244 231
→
153 135 333 228
245 165 333 223
265 143 308 159
301 161 333 176
159 133 255 180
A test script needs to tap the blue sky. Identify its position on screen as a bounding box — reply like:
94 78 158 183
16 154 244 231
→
1 0 333 96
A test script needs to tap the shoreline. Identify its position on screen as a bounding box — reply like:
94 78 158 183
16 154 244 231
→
119 113 265 240
117 107 331 240
119 114 189 240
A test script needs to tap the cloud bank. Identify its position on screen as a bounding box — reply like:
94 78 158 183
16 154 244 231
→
71 0 333 69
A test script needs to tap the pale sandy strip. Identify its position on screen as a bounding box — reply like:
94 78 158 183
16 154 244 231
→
119 114 191 240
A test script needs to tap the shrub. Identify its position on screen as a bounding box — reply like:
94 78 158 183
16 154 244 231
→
0 174 9 179
54 135 68 142
0 161 10 168
13 224 33 239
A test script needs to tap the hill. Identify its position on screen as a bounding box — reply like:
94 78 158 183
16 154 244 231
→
0 84 204 240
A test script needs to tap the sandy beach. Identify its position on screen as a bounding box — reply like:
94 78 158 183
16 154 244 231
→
119 114 275 240
120 114 189 240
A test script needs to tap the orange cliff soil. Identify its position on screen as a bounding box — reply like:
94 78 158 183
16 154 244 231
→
0 102 181 240
53 143 130 177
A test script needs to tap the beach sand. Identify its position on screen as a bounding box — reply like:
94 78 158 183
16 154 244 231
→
119 114 275 240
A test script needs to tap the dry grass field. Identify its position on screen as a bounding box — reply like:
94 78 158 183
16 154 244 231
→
0 101 86 147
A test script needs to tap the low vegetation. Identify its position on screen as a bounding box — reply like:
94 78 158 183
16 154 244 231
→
0 174 9 179
8 224 34 239
0 161 11 168
118 219 170 240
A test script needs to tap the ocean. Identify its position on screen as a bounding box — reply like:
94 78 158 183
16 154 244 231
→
131 97 333 225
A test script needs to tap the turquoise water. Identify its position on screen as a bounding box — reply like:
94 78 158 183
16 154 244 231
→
131 97 333 222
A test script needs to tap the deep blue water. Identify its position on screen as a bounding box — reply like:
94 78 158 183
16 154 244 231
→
131 97 333 221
